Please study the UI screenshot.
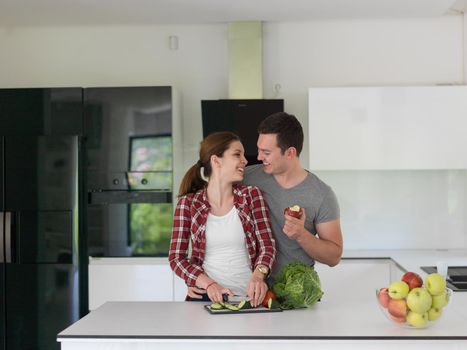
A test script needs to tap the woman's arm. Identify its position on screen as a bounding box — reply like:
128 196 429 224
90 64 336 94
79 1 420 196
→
168 195 203 286
245 186 276 306
248 186 276 270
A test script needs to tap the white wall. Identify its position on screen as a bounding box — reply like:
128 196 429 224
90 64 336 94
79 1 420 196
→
1 15 466 249
262 16 464 168
0 24 229 171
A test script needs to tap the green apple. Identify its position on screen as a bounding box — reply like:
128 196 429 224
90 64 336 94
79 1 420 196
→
406 287 432 313
427 306 443 321
388 281 409 299
406 311 428 327
424 273 446 296
431 290 449 309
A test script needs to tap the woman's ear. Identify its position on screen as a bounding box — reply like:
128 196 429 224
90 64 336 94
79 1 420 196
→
210 154 221 168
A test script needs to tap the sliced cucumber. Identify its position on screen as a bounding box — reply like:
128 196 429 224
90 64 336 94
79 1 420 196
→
237 300 252 310
224 303 240 311
210 302 224 310
268 298 281 309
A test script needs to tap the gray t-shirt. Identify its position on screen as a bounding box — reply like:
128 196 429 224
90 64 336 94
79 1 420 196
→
243 164 340 277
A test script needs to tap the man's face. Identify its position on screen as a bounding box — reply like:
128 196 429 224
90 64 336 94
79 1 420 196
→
257 133 288 175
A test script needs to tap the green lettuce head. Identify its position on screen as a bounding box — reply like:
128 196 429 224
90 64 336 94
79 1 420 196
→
272 261 324 309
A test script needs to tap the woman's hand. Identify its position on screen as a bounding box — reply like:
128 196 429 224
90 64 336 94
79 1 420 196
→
206 282 233 303
247 273 268 307
186 286 206 299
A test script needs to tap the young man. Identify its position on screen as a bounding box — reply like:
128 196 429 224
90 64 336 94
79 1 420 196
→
186 112 342 298
243 112 343 278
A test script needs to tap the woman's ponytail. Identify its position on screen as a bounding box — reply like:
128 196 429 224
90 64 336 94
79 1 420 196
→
177 131 240 197
177 161 207 197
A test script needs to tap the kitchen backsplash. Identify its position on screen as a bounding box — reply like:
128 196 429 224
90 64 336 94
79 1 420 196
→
315 170 467 250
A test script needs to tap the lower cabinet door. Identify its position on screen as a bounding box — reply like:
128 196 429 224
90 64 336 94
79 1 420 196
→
88 258 174 310
314 259 390 301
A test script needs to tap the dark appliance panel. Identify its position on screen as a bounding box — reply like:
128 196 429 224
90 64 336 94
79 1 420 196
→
88 202 172 257
0 87 82 350
0 88 83 136
1 213 4 350
5 263 78 350
84 87 174 257
84 86 172 192
201 99 284 165
4 136 78 211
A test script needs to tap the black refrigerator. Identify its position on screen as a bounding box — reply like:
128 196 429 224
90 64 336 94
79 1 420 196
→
0 88 83 350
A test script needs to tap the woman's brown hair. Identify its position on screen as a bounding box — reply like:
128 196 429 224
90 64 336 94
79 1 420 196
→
178 131 241 197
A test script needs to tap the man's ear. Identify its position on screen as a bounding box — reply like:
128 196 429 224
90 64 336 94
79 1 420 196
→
286 147 297 159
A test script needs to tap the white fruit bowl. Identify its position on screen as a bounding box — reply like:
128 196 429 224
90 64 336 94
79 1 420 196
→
375 287 452 329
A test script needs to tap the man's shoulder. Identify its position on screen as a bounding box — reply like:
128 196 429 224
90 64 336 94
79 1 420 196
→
305 171 332 191
244 164 267 184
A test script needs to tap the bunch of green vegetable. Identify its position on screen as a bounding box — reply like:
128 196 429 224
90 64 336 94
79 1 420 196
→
272 261 324 309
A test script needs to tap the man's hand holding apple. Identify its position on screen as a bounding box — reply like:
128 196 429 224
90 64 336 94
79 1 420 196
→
283 205 307 241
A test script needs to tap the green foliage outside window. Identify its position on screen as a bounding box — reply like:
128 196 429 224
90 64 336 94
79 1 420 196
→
129 136 173 256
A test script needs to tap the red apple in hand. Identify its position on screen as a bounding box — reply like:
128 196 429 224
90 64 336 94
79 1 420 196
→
401 272 423 290
284 205 302 219
378 287 390 308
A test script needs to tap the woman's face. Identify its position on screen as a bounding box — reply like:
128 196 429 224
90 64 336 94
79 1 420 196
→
215 140 248 182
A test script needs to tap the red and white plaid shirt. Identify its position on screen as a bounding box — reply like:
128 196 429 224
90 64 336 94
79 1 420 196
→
168 184 276 287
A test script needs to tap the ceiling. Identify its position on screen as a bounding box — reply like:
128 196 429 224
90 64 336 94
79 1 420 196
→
0 0 464 27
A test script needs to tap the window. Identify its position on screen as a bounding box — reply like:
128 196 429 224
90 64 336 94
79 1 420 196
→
128 135 173 256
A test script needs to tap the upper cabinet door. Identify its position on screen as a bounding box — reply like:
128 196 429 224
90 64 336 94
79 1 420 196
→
0 88 83 136
308 86 467 170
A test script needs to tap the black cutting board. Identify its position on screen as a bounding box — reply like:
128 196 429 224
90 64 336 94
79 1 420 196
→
204 305 283 315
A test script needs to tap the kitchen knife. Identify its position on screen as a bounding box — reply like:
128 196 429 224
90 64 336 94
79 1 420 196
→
222 294 250 304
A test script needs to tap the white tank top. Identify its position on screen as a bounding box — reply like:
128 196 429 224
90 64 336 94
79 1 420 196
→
203 206 252 295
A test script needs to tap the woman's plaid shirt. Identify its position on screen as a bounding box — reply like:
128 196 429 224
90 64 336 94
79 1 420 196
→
168 184 276 287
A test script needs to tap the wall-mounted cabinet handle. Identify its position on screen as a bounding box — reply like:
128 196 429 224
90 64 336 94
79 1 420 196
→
5 212 12 263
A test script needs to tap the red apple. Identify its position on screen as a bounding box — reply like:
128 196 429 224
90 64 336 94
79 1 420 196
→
378 288 390 308
401 272 423 290
389 313 406 323
284 205 302 219
388 298 408 318
261 290 277 308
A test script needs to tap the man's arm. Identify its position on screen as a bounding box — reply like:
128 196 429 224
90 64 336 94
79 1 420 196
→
283 212 343 266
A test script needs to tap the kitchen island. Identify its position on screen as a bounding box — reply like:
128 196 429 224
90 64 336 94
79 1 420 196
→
58 295 467 350
58 250 467 349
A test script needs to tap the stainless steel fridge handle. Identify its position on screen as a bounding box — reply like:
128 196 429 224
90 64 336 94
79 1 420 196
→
5 211 12 263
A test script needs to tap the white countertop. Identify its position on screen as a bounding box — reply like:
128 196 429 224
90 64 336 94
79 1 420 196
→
343 248 467 276
59 249 467 342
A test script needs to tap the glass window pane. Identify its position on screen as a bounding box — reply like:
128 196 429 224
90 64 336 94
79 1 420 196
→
130 203 172 256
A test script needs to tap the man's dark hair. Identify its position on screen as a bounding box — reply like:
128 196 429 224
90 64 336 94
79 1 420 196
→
258 112 304 155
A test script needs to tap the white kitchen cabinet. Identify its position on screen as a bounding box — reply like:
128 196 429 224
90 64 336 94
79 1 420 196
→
309 86 467 170
314 259 391 301
88 257 175 310
173 274 188 301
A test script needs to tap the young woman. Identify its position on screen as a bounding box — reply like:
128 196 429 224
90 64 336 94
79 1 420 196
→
168 132 276 307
